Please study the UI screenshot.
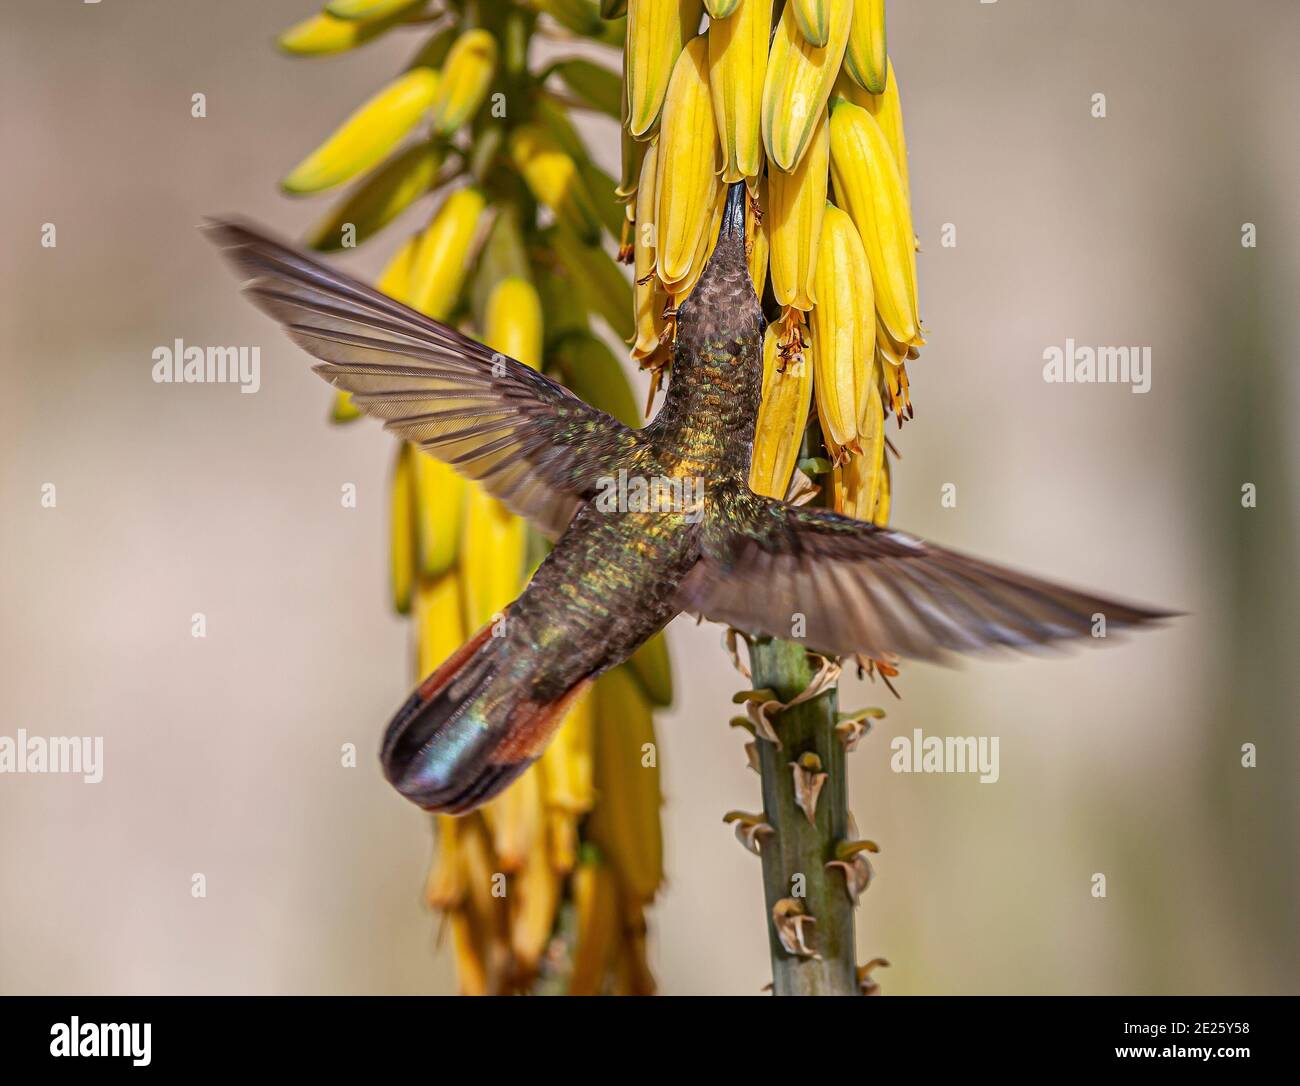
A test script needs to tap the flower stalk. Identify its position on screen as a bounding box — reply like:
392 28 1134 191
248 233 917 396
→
749 637 857 995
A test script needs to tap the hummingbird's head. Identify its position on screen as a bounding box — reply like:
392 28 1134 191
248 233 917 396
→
673 181 764 358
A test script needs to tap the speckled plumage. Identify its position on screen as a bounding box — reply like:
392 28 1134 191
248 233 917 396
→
208 186 1170 812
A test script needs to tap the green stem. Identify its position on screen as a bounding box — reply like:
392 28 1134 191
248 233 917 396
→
749 637 857 996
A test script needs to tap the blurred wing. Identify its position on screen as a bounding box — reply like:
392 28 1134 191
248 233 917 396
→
205 218 641 539
677 496 1173 662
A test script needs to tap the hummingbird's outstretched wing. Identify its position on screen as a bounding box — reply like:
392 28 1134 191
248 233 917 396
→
676 494 1173 663
204 219 642 539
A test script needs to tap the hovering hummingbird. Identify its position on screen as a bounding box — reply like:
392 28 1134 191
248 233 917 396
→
206 182 1169 814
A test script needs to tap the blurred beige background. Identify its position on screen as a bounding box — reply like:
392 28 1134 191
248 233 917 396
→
2 0 1297 995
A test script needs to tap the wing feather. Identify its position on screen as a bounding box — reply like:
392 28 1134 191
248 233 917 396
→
205 218 641 539
678 495 1174 663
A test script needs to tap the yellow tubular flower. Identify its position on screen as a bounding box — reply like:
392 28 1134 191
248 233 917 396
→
428 28 498 136
831 415 883 519
702 0 739 17
707 0 771 183
457 812 501 918
282 68 440 193
810 203 874 457
846 0 888 94
407 186 487 320
414 454 465 580
626 0 705 138
832 378 885 519
540 685 597 817
864 57 910 198
424 814 465 912
767 109 828 314
750 325 813 500
449 813 500 995
375 230 420 302
415 572 465 677
586 667 664 905
328 0 416 19
447 912 490 996
761 0 850 173
277 2 422 55
791 0 831 48
829 99 920 347
510 837 562 972
482 761 545 874
654 34 718 286
631 139 666 359
548 809 580 875
860 380 888 514
509 125 604 245
460 487 527 632
569 859 621 995
662 183 723 302
484 277 544 370
279 13 358 55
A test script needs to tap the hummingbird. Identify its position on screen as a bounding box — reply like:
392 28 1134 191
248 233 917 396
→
206 182 1170 814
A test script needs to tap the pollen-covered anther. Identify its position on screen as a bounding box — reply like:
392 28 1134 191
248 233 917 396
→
826 839 879 904
723 810 775 856
888 360 913 423
772 898 821 960
857 957 891 996
775 309 807 364
790 751 828 824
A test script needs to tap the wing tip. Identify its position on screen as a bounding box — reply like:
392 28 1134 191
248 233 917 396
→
198 214 259 250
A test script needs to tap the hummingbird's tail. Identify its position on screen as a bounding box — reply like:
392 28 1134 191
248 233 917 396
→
380 611 591 813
